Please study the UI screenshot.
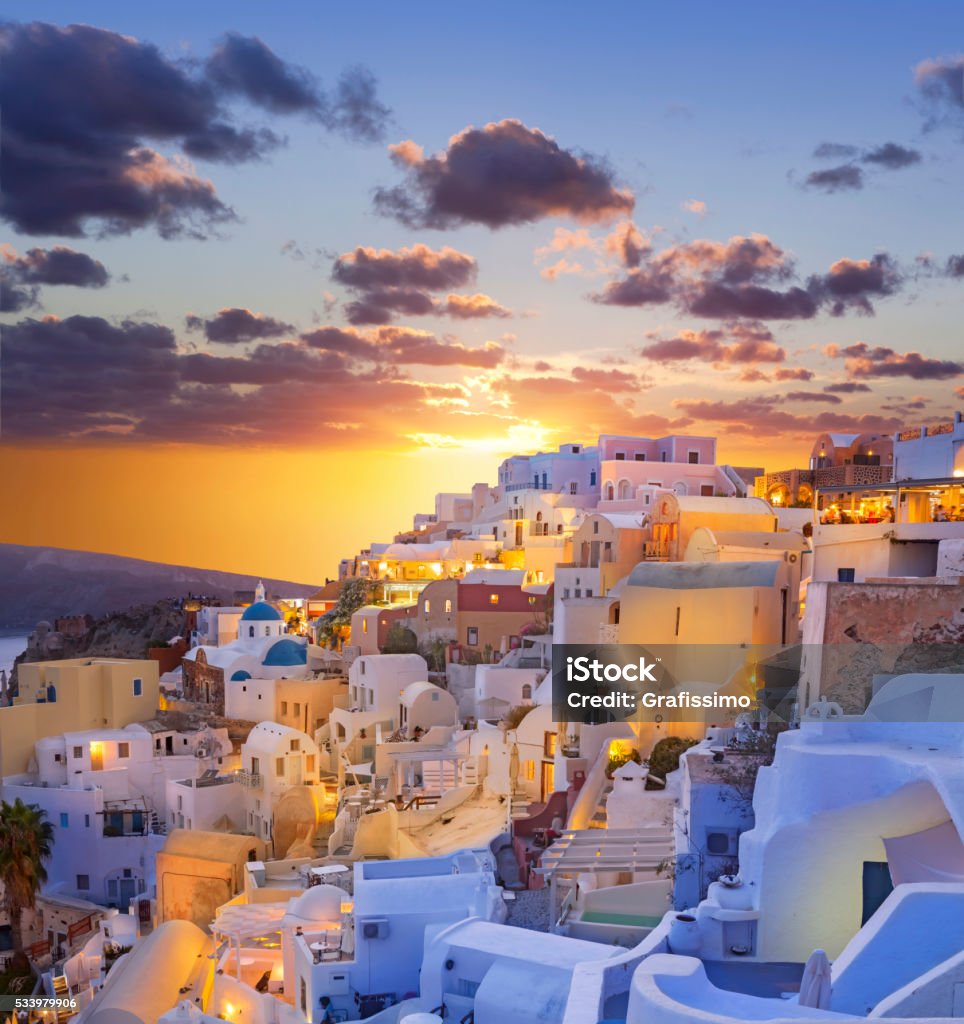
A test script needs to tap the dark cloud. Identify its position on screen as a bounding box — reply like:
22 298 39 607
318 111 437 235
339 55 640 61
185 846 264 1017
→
861 142 922 169
813 142 859 159
332 244 476 291
783 390 843 404
327 67 392 143
331 244 510 324
302 324 505 367
672 395 902 437
3 312 504 444
915 55 964 128
825 341 963 380
2 245 110 312
344 289 437 325
804 164 864 192
809 254 902 316
946 254 964 277
640 322 786 365
0 22 388 238
206 32 321 114
595 233 899 321
185 307 294 344
824 381 872 393
373 119 634 229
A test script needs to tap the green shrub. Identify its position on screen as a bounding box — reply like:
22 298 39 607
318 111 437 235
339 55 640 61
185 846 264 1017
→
646 736 698 787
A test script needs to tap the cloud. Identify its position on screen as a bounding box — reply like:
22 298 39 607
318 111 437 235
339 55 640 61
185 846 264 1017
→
570 366 648 391
804 164 865 192
825 341 963 380
681 199 707 217
332 244 476 290
0 22 388 238
302 324 505 367
441 294 512 319
862 142 922 169
596 232 903 321
813 142 860 159
373 119 634 229
824 381 872 393
770 368 807 385
185 307 294 343
915 55 964 128
331 243 510 324
1 245 110 312
640 321 786 365
946 254 964 277
672 394 902 436
783 390 842 404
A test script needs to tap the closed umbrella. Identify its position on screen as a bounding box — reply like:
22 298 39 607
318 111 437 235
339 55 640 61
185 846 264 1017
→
798 949 832 1009
509 743 520 790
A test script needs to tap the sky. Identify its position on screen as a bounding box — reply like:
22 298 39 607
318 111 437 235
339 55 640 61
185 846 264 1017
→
2 1 964 583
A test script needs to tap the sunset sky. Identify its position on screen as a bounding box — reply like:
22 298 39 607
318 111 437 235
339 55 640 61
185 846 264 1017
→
2 1 964 583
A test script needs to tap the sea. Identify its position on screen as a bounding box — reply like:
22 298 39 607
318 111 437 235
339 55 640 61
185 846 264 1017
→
0 631 28 676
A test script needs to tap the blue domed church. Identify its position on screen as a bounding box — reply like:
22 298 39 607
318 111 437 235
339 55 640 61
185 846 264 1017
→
182 582 309 712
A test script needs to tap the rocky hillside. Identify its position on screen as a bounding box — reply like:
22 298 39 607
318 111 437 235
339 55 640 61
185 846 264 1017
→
0 543 318 628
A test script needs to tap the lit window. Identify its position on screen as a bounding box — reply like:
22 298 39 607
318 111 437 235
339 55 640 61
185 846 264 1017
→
424 600 430 614
489 594 499 605
362 619 368 634
445 599 452 614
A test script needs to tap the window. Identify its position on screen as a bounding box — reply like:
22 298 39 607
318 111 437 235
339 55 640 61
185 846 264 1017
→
660 451 667 462
84 814 90 828
544 732 557 757
360 661 366 675
73 746 83 759
528 596 536 605
132 677 142 696
445 599 452 614
590 470 597 486
688 451 700 464
563 588 570 599
593 520 599 534
177 794 183 811
251 757 260 775
249 626 255 638
522 684 532 700
466 627 479 646
572 445 580 454
281 701 288 715
265 626 271 636
290 739 300 752
293 703 301 718
489 593 499 605
54 752 62 763
60 813 69 828
306 755 315 773
362 619 368 634
76 874 89 891
276 758 285 776
635 453 646 461
118 742 129 759
701 484 715 497
615 452 625 460
424 599 430 614
569 482 578 494
586 589 593 597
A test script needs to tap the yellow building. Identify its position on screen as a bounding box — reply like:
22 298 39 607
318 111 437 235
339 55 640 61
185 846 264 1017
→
1 658 159 776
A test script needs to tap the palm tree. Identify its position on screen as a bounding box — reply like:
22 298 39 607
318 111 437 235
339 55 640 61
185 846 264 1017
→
0 798 54 956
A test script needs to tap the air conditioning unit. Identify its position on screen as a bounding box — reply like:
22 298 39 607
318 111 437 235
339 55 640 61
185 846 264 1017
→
361 919 389 940
195 747 208 758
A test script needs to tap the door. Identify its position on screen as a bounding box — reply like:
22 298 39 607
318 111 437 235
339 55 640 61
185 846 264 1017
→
289 754 303 785
119 878 137 906
540 761 555 802
861 862 894 925
515 522 523 546
90 745 103 771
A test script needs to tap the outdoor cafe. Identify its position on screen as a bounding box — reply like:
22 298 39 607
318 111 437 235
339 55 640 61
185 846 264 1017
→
815 477 964 525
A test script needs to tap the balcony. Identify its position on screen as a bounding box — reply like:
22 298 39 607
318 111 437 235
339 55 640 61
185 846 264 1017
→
237 770 263 789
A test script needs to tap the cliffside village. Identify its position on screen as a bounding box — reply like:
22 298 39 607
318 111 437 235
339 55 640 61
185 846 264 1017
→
2 417 964 1024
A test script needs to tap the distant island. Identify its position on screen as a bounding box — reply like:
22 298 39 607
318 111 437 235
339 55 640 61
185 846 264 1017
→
0 543 319 629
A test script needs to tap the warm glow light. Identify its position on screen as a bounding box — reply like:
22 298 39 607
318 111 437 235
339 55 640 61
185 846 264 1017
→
378 561 388 571
340 901 353 914
89 741 103 754
954 469 964 478
431 562 443 574
224 1004 235 1018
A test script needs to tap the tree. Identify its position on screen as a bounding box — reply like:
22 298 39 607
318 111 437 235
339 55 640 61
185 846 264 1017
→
381 624 418 654
0 799 54 956
316 578 377 648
